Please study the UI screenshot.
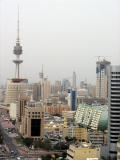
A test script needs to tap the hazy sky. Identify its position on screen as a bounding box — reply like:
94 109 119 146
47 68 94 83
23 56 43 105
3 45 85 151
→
0 0 120 85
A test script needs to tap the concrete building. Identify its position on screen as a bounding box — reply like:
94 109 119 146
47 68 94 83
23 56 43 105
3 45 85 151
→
32 83 41 101
63 125 87 141
77 88 88 98
96 59 110 99
75 104 108 131
88 131 107 146
62 111 75 126
9 103 18 120
17 95 30 122
107 65 120 159
5 79 28 104
45 105 71 116
54 81 62 93
67 143 100 160
43 78 51 101
44 122 64 134
20 102 44 139
62 79 71 91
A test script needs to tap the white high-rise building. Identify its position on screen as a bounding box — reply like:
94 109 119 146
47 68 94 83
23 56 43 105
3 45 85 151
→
5 79 28 104
96 59 110 99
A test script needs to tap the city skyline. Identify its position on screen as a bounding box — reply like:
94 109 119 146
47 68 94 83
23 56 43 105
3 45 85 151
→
0 0 120 85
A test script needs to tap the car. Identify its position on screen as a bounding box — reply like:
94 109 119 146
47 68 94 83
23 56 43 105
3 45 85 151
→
11 150 14 154
10 155 15 158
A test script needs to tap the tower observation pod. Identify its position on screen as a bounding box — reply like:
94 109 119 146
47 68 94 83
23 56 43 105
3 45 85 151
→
13 7 23 79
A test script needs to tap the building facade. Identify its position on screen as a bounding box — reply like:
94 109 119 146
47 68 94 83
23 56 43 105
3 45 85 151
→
45 105 71 116
20 102 44 139
67 143 100 160
5 79 28 104
96 59 110 99
62 125 87 141
108 65 120 159
75 104 108 131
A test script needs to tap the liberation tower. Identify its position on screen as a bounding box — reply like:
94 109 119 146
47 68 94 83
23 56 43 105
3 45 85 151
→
5 8 28 105
13 7 23 79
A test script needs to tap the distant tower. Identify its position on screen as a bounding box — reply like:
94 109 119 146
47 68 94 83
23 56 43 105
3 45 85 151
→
39 65 44 101
39 65 44 84
72 71 76 89
13 7 23 79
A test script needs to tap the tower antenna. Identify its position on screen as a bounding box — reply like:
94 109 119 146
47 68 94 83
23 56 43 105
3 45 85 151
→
17 5 20 43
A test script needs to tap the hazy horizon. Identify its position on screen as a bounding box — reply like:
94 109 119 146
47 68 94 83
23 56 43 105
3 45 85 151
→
0 0 120 85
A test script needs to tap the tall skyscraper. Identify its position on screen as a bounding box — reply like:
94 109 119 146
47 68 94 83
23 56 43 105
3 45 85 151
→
39 66 44 101
96 59 110 99
108 65 120 159
72 71 76 89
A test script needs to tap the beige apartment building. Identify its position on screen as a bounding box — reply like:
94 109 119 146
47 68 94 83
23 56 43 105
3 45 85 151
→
5 79 28 104
88 131 107 146
44 122 64 133
67 143 100 160
63 125 87 141
96 59 110 99
45 105 71 116
62 111 75 126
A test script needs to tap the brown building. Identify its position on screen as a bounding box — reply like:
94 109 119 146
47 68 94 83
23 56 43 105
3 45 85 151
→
45 105 71 116
18 101 44 139
17 95 30 122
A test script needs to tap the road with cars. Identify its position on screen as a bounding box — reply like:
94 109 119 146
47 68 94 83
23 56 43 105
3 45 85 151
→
0 108 64 159
0 117 22 159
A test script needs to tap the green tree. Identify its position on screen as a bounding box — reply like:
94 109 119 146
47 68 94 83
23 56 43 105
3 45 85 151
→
42 140 51 150
23 138 33 147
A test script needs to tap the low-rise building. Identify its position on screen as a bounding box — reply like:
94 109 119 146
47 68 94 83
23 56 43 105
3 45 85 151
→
44 122 64 134
88 131 107 146
67 143 100 160
63 125 87 141
45 105 71 116
62 111 75 126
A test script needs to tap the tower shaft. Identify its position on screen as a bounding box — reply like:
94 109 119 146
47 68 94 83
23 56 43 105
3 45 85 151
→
13 7 23 79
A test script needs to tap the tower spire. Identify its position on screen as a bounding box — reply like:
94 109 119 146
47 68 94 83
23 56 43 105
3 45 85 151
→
17 5 20 43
